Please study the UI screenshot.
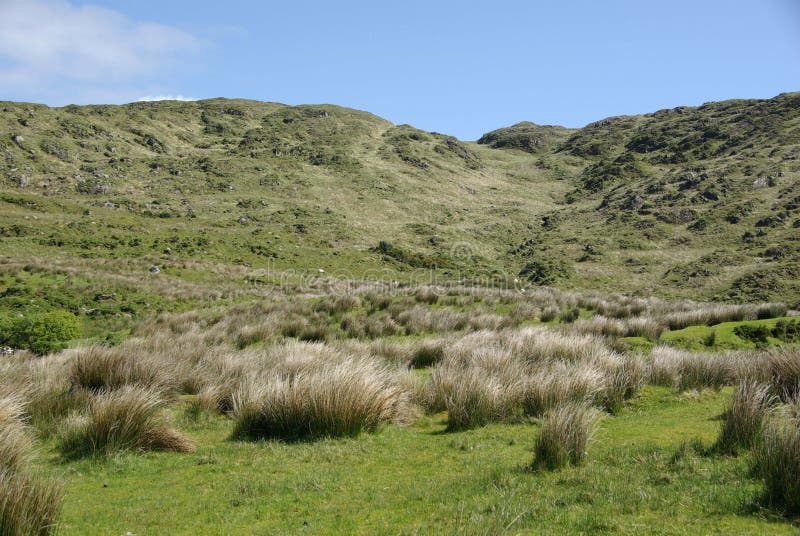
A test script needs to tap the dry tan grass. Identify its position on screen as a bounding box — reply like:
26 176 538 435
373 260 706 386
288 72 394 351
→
0 397 32 473
532 402 601 470
648 346 734 390
0 470 63 536
714 381 775 454
231 356 413 440
753 417 800 513
56 386 193 457
67 345 175 393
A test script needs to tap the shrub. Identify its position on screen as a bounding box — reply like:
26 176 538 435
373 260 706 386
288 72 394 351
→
772 319 800 343
753 419 800 514
734 324 771 345
0 470 63 536
231 358 412 440
57 386 193 457
519 259 573 285
532 402 601 470
714 381 775 454
0 311 81 354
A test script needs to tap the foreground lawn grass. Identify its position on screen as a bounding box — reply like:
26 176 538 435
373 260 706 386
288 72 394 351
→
47 387 794 535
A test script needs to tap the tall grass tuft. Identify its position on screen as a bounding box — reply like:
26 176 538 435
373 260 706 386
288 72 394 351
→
761 348 800 401
68 346 173 393
714 381 775 454
230 358 412 440
600 354 645 414
0 470 63 536
0 397 33 473
442 368 522 431
752 419 800 514
521 365 603 418
647 346 732 391
56 386 193 457
532 402 601 470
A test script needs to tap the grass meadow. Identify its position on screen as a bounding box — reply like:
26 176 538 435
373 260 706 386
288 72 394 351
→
2 283 800 534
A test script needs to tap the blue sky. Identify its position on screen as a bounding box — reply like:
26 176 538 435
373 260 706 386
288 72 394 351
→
0 0 798 139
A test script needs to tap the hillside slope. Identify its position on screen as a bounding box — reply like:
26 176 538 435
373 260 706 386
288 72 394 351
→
0 93 798 322
481 93 800 303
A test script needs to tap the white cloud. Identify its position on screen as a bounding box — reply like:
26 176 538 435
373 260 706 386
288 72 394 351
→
0 0 200 103
138 95 198 102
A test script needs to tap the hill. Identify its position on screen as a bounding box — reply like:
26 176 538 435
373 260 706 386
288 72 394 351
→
0 93 798 328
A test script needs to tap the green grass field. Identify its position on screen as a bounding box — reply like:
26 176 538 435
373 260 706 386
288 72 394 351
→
39 387 790 535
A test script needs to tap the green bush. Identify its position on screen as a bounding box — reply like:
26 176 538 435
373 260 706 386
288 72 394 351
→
0 311 81 354
519 259 573 285
773 319 800 343
734 324 770 346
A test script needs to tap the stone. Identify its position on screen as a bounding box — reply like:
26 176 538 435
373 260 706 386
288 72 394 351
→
149 266 160 274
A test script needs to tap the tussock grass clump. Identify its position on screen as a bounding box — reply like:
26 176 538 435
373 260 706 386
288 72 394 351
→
759 348 800 401
428 345 526 428
231 357 412 441
56 386 193 458
413 287 440 305
441 367 523 431
572 315 665 340
599 354 646 413
662 303 772 330
340 312 402 339
572 316 627 338
0 398 32 472
647 346 732 391
753 419 800 514
532 402 601 470
396 306 469 335
755 303 789 320
714 381 775 454
411 338 448 368
539 306 559 323
313 295 361 314
558 307 580 324
68 346 173 393
507 328 613 365
0 470 63 536
623 317 666 340
522 365 604 417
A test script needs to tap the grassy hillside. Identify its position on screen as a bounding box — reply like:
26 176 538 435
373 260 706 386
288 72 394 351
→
0 93 798 328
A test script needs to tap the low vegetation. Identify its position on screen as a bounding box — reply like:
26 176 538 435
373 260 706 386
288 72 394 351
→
0 85 799 533
532 402 601 470
56 386 193 458
0 280 797 532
